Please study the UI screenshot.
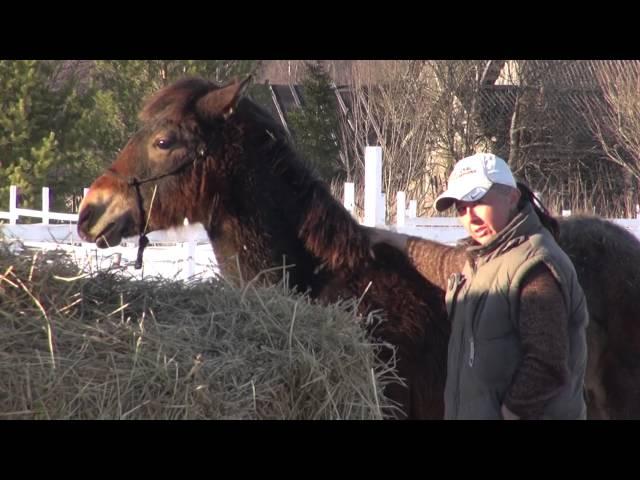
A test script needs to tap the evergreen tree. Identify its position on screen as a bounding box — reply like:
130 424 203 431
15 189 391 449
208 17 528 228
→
287 62 341 182
0 60 65 209
92 60 259 137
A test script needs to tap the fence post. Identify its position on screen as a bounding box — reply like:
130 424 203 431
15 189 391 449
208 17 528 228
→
343 182 355 216
408 200 417 219
396 191 406 227
184 240 196 280
364 146 383 227
42 187 50 224
182 218 195 280
9 185 18 224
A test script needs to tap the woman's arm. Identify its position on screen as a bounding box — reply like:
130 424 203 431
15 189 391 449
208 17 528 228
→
366 227 466 290
503 263 570 419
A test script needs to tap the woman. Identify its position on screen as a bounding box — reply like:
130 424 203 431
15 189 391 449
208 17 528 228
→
370 153 588 420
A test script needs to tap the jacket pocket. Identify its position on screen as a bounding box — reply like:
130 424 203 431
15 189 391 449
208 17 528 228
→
471 333 520 387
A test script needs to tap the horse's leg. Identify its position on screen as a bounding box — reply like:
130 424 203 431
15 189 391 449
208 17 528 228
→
594 294 640 419
601 328 640 419
585 321 610 419
584 315 640 420
602 358 640 419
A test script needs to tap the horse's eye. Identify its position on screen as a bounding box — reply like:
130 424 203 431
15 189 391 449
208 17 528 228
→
155 137 174 150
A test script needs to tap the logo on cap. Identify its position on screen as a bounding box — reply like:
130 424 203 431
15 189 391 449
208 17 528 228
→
451 166 478 181
464 187 487 201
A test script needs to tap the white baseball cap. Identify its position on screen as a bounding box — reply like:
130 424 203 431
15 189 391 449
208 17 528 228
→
434 153 517 212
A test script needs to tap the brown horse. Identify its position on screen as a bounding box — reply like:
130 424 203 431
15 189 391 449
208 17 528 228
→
77 77 450 419
78 77 640 419
558 217 640 419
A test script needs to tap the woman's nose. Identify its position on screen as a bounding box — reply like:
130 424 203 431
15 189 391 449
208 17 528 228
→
463 205 480 222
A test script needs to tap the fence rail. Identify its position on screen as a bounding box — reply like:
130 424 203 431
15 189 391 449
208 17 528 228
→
0 186 90 225
1 185 212 281
4 161 640 281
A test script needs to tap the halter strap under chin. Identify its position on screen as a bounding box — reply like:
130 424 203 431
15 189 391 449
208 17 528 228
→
105 146 207 269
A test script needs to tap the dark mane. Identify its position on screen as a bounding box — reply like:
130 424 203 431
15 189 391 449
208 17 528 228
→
211 95 371 276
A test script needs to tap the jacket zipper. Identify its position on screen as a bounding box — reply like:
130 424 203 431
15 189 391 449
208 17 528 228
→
447 272 466 418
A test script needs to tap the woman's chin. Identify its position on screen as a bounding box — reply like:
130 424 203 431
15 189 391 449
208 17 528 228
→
472 231 494 245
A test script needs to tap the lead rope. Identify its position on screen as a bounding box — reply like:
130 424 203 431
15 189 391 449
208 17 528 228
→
131 180 158 269
107 143 207 269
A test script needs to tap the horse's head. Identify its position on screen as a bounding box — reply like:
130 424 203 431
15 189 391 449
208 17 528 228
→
77 76 251 247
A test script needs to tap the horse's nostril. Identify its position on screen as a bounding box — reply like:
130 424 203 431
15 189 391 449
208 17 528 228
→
78 206 90 226
77 206 94 239
78 203 102 235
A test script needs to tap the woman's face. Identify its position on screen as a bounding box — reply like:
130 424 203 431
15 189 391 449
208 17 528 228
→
455 186 520 245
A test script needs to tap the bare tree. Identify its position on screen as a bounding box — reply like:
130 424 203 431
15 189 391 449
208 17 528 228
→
476 60 630 216
332 59 631 219
584 61 640 215
337 60 491 220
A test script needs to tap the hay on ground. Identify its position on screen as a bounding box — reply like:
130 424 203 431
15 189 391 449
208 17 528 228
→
0 241 403 419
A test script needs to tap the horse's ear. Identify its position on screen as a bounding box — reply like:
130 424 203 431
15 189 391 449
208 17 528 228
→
197 76 252 121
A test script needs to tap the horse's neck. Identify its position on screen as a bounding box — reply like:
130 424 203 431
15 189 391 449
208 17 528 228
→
205 216 275 284
204 192 323 293
296 179 369 273
203 126 367 289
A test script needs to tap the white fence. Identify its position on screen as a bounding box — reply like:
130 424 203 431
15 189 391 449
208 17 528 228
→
4 149 640 282
354 146 640 243
0 186 82 224
0 186 215 281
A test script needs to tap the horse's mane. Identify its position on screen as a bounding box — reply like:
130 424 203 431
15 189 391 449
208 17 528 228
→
223 94 370 273
136 77 370 278
139 77 215 124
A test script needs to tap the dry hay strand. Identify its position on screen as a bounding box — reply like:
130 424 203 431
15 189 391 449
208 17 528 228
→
0 241 404 419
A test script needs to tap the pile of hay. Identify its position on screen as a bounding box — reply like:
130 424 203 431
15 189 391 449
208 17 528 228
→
0 241 403 419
